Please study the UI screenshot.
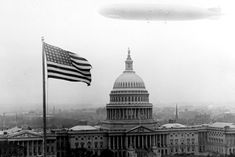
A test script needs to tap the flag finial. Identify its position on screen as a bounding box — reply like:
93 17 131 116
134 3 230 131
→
41 36 45 42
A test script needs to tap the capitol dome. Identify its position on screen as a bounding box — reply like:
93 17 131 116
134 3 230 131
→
113 48 145 90
113 72 145 89
102 48 157 131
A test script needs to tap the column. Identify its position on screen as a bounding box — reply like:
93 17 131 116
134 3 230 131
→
112 136 115 149
117 136 119 149
123 109 126 119
109 109 111 119
153 135 156 146
130 136 132 147
125 136 128 149
32 141 34 155
115 109 117 120
163 134 166 147
27 141 29 157
145 135 148 148
148 108 150 119
133 136 136 148
110 109 112 120
156 135 158 147
134 109 136 119
164 134 166 147
108 136 111 149
138 136 140 148
142 136 144 148
36 140 38 155
159 134 161 147
120 109 122 119
120 136 123 149
131 109 133 119
117 109 119 119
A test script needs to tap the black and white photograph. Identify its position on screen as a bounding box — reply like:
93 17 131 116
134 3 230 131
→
0 0 235 157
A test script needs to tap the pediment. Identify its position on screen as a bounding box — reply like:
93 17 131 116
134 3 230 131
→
127 126 154 133
8 130 42 138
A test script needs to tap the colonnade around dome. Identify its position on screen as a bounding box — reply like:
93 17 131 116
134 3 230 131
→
106 107 153 120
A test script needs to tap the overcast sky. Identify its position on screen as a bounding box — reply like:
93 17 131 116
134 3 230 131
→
1 0 235 112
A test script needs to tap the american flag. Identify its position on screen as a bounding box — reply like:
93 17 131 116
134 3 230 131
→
44 42 92 85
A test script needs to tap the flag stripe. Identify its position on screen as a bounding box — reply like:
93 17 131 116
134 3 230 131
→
47 62 91 76
70 58 91 66
70 58 91 67
47 61 91 73
48 74 90 84
71 61 92 71
47 67 91 80
69 52 89 62
48 69 91 82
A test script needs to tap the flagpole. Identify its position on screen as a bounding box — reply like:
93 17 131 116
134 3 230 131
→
41 36 47 157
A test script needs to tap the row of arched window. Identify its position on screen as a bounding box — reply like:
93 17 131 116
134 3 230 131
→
75 141 103 149
111 90 147 94
107 108 152 120
114 82 145 88
110 95 148 102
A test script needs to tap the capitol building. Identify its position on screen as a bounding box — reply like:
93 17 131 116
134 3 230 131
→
102 48 157 130
1 50 235 157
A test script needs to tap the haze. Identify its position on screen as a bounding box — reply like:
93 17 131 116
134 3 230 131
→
1 0 235 113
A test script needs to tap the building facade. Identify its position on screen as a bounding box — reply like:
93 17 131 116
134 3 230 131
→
2 50 235 157
67 50 199 157
0 129 56 157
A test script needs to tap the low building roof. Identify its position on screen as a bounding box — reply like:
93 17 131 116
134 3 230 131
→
208 122 235 128
70 125 97 131
160 123 186 129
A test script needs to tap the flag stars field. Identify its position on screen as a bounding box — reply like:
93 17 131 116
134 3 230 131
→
44 42 92 85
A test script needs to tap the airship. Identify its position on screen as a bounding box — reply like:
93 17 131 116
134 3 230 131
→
99 3 221 21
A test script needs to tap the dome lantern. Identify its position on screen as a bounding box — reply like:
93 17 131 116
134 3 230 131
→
125 48 134 72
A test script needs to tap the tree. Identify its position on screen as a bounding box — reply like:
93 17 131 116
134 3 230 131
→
71 148 94 157
0 141 25 157
100 149 114 157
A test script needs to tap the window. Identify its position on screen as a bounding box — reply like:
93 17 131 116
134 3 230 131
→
192 139 195 144
100 142 103 148
192 146 195 151
81 142 84 148
94 142 98 148
87 142 91 149
175 139 178 144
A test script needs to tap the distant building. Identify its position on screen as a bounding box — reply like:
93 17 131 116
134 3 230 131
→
0 129 56 157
